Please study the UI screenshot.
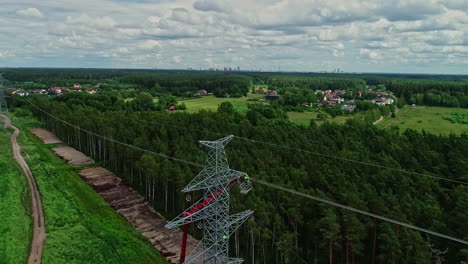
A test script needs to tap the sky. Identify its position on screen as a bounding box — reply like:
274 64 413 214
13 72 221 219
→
0 0 467 74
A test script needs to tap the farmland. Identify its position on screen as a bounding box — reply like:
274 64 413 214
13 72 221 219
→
378 106 468 135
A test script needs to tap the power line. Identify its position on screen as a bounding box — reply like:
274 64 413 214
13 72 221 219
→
253 178 468 246
106 113 467 186
28 101 204 168
26 101 468 245
234 136 468 185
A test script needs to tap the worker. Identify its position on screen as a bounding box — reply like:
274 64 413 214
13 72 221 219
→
222 235 228 242
243 174 251 185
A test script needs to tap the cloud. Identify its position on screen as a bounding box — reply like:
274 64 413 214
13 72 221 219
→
16 7 43 18
193 0 227 12
0 0 467 73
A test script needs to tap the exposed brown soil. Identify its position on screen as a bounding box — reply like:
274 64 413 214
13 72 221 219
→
31 128 62 144
51 146 94 165
80 167 200 264
1 114 46 264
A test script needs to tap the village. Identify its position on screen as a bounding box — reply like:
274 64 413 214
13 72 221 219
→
4 83 98 96
252 86 395 111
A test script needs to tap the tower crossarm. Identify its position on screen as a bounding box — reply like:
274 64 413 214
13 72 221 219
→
185 243 217 264
165 196 218 229
221 210 254 236
182 169 244 193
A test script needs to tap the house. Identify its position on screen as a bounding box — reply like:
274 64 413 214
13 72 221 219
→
342 104 356 112
86 88 96 94
73 83 81 88
169 105 176 111
72 88 82 92
5 88 17 95
376 92 388 97
329 96 344 104
315 90 324 94
335 89 346 95
196 89 208 96
16 89 29 96
324 93 334 100
265 90 277 95
324 90 332 94
48 87 62 94
265 94 282 101
254 89 265 94
357 91 363 97
31 89 47 94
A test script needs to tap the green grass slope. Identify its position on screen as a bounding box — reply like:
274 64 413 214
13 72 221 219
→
0 122 32 264
12 115 168 264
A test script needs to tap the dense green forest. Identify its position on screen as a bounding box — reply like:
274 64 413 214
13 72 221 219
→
11 92 467 264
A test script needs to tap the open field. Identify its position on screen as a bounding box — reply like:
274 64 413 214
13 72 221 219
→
0 120 32 264
11 115 168 264
377 106 468 135
180 94 265 112
288 111 352 126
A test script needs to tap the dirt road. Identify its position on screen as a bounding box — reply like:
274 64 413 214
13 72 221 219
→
1 114 46 264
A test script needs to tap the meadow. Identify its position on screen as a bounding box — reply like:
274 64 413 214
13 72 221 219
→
378 106 468 135
179 94 265 113
288 111 352 126
0 119 32 264
11 114 168 264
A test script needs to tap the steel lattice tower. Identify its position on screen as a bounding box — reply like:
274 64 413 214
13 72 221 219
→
166 135 253 264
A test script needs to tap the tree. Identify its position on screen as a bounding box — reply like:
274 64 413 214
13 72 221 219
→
132 92 155 111
218 101 235 114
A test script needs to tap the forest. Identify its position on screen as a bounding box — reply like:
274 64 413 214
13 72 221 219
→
9 91 467 264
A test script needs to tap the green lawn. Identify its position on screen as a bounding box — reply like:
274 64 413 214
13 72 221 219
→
0 118 32 264
288 111 352 126
378 106 468 135
180 94 265 113
11 115 168 264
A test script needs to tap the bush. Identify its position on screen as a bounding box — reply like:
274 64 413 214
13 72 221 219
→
14 108 32 117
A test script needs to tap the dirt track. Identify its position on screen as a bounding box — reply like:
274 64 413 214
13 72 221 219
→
1 114 46 264
52 146 94 165
31 128 62 144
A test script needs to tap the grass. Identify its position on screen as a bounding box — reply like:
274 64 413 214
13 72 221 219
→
378 106 468 135
179 94 265 113
287 111 352 126
11 114 168 264
0 120 32 264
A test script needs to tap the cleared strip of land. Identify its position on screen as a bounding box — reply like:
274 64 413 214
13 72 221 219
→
0 116 32 264
14 115 168 264
1 114 46 264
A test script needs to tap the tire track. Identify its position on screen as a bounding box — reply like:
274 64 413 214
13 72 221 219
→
1 114 46 264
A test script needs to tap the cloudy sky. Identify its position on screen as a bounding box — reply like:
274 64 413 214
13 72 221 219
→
1 0 467 73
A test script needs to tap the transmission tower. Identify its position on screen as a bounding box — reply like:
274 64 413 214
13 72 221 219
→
166 135 253 264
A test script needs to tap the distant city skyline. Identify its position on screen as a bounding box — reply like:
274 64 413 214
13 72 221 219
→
1 0 467 74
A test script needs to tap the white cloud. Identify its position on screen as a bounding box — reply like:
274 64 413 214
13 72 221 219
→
0 0 467 73
16 7 43 18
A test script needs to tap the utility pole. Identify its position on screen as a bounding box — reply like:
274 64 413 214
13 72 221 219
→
166 135 253 264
